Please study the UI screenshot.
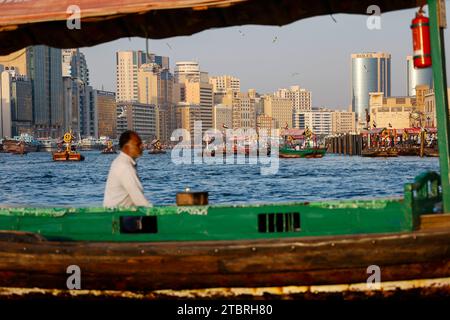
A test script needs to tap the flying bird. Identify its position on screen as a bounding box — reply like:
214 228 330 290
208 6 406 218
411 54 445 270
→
272 36 278 43
166 43 172 50
291 72 300 77
238 30 245 37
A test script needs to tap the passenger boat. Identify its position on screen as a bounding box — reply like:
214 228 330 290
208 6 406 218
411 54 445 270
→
52 131 85 161
37 138 57 152
148 139 167 154
279 128 327 158
0 0 449 299
101 141 117 154
1 134 40 153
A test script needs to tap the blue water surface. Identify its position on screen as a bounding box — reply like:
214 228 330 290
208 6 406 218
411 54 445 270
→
0 151 440 207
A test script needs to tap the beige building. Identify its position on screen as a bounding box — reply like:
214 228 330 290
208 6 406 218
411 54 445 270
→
137 63 159 105
175 102 202 137
183 79 213 131
232 91 256 129
213 104 233 130
424 88 450 128
174 61 200 83
94 90 116 138
209 75 240 94
0 49 27 75
369 92 414 129
116 51 148 102
331 110 356 134
263 95 293 129
275 85 312 112
257 114 275 135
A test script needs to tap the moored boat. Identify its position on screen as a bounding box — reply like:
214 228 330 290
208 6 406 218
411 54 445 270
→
1 134 40 153
279 128 327 158
361 147 399 157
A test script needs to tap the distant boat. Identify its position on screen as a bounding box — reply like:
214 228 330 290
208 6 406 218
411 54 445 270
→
2 134 40 153
37 138 57 152
101 140 117 154
279 128 326 158
148 139 167 154
361 148 398 157
52 131 85 161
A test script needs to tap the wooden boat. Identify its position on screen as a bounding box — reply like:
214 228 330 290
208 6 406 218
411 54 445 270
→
424 147 439 157
0 0 449 299
101 141 117 154
52 151 85 161
280 128 327 158
52 131 85 161
2 137 39 153
361 148 398 157
279 146 327 158
148 139 166 154
0 171 448 292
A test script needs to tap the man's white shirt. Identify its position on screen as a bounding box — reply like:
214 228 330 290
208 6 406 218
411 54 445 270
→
103 152 151 207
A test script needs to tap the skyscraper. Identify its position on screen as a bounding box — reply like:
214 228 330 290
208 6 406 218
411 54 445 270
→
174 61 200 83
406 55 433 96
351 52 391 128
62 49 90 85
116 50 148 102
0 46 63 137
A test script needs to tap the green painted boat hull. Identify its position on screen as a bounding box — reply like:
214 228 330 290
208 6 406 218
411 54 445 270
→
0 172 442 243
279 147 327 158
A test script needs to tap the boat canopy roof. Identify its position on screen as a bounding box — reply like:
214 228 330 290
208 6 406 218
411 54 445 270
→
0 0 422 55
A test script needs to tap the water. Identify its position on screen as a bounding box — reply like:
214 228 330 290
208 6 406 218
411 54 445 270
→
0 151 440 207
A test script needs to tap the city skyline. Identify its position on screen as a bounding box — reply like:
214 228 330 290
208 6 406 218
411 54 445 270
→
81 4 450 109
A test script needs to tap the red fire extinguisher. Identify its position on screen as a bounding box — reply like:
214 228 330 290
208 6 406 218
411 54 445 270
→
411 7 432 68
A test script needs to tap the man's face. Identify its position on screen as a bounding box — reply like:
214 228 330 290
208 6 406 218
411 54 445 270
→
124 134 143 159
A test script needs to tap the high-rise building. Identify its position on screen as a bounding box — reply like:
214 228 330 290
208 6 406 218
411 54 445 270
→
175 102 202 137
213 104 233 130
232 91 256 129
62 49 89 85
351 52 391 129
94 90 116 138
183 79 213 131
0 71 12 138
116 102 157 140
275 85 312 112
406 55 433 96
137 63 159 105
262 95 293 129
116 51 149 102
293 107 333 135
209 75 240 95
174 61 200 83
0 46 64 137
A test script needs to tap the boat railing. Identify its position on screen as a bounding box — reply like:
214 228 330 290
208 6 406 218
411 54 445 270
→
404 171 442 227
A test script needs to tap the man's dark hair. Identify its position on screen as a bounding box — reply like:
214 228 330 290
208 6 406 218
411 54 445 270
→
119 130 138 149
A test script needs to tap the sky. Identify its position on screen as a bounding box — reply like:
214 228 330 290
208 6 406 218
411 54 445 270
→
81 3 450 110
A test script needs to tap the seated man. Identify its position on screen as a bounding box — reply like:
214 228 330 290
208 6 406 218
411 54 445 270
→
103 130 152 207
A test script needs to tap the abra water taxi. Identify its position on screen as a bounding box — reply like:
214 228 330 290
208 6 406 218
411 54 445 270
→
279 128 327 158
52 131 85 161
